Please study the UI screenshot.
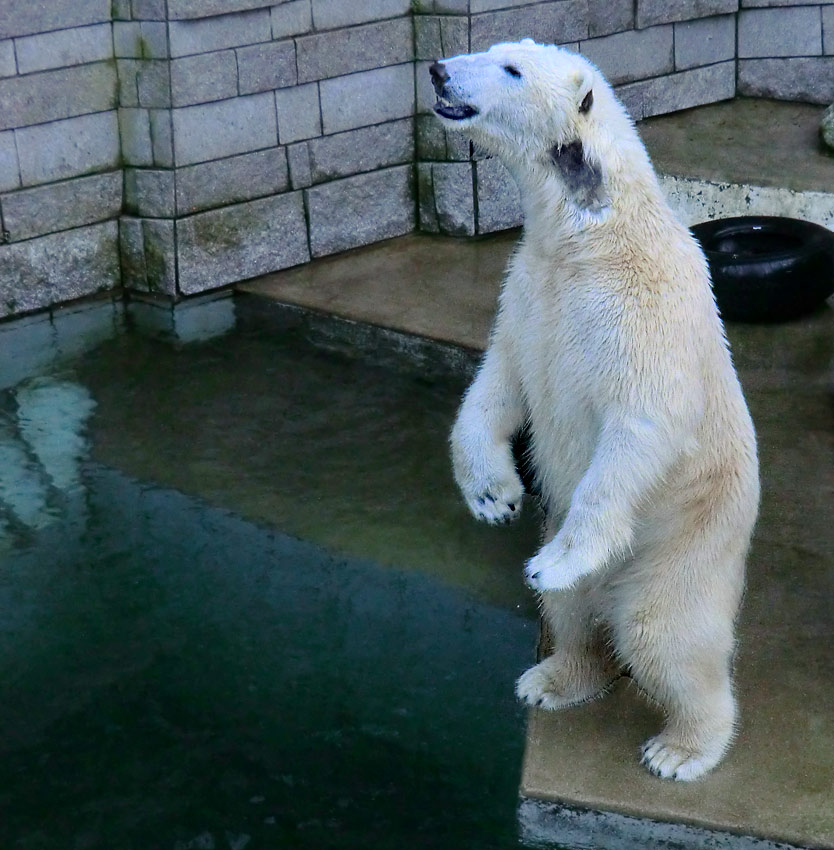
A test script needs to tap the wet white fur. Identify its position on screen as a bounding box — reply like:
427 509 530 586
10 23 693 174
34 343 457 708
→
436 42 760 781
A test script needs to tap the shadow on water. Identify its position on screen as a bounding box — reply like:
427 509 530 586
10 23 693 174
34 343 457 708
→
0 298 545 850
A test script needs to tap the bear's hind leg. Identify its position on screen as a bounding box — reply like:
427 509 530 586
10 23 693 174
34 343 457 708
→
636 657 736 781
611 551 743 781
517 586 621 710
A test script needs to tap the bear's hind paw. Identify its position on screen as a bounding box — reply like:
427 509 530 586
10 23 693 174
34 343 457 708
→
516 657 616 710
640 737 723 781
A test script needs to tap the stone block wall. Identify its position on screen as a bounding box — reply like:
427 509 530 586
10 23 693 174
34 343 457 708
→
1 1 833 318
737 2 834 104
116 0 416 298
416 0 741 237
0 1 120 319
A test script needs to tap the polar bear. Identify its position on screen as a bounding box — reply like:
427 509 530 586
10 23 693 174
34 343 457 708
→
431 41 759 781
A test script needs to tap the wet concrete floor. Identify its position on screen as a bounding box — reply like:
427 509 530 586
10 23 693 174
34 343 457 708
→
243 230 834 848
639 97 834 194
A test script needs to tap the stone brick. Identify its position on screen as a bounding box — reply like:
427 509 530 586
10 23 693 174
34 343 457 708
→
0 62 117 132
441 16 470 56
275 83 322 143
272 1 313 38
237 40 297 94
119 217 146 291
470 1 589 52
470 0 536 9
311 0 411 29
124 168 176 217
415 15 469 60
434 0 469 12
309 118 413 183
287 142 312 188
177 192 310 293
137 59 172 108
738 57 834 103
448 132 472 162
113 21 169 59
476 157 521 233
0 221 119 319
0 0 111 41
15 111 121 187
172 93 277 166
176 147 289 214
114 22 139 55
319 64 414 134
14 23 112 76
297 17 413 83
0 40 14 77
0 130 19 192
306 165 415 256
120 216 177 295
140 219 177 294
741 0 831 6
168 0 274 18
132 0 168 19
614 80 646 121
637 0 738 28
825 7 834 55
119 108 154 166
431 161 475 236
416 114 447 159
675 15 735 70
415 16 443 60
417 162 438 232
642 60 735 117
415 59 437 115
588 0 633 37
113 0 132 20
117 59 141 107
168 9 272 58
150 109 174 167
581 25 673 85
1 171 122 242
738 8 822 58
171 51 238 107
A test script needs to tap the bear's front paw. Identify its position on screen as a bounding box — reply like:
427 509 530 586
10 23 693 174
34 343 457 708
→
463 475 523 526
524 540 595 592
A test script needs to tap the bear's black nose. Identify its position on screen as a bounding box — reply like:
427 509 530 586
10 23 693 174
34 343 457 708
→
429 61 449 95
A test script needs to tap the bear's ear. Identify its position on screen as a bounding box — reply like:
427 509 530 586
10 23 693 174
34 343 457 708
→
549 140 609 213
572 68 594 115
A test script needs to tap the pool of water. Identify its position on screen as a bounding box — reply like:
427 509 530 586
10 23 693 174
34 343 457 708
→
0 297 544 850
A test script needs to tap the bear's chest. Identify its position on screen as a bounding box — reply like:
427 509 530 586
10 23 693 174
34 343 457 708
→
500 260 628 500
503 268 623 410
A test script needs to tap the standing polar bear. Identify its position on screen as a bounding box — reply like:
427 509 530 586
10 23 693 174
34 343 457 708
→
431 41 759 780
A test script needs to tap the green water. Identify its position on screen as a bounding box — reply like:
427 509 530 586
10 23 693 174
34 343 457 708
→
0 297 543 850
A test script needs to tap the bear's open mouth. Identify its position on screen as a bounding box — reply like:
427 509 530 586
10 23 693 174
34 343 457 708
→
433 96 478 121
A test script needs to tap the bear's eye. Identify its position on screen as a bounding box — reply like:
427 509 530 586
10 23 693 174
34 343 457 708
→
503 64 522 79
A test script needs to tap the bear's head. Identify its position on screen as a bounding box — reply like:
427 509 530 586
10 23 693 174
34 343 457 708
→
430 40 599 153
430 40 619 213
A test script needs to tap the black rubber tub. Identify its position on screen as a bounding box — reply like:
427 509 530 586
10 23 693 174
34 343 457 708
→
690 216 834 322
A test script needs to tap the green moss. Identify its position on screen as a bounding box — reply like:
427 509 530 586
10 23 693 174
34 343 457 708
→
189 207 260 254
137 35 151 62
143 235 169 293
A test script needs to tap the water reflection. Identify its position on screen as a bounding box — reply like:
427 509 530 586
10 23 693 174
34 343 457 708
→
0 377 95 550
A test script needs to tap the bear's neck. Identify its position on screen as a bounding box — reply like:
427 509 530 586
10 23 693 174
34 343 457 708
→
502 134 670 250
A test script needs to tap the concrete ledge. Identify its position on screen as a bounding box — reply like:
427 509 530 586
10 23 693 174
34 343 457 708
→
518 800 808 850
